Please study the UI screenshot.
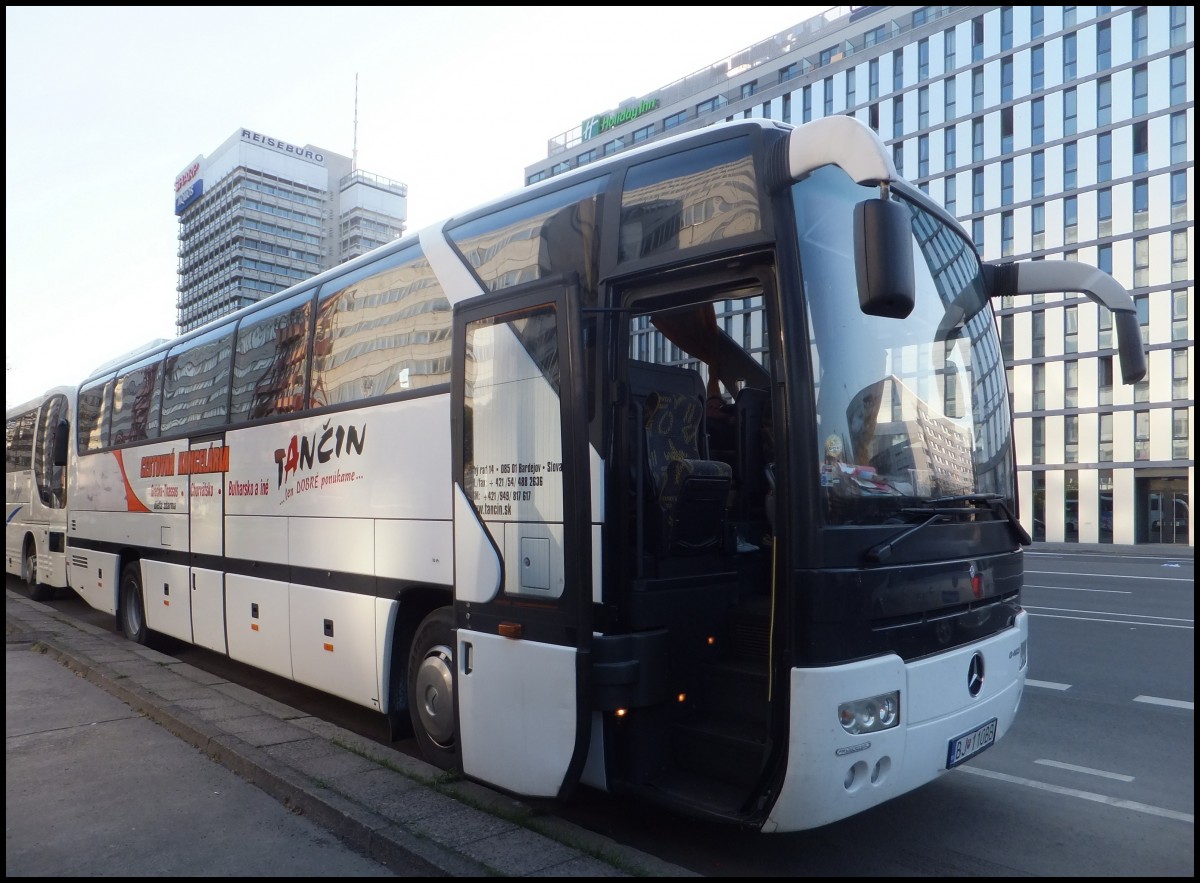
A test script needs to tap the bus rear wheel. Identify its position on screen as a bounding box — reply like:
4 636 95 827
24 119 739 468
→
119 564 149 645
407 607 459 771
25 543 52 602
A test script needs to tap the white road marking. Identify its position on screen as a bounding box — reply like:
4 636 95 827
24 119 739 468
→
1026 570 1194 582
1024 611 1194 629
1034 759 1134 782
1134 695 1194 711
1024 605 1193 624
1026 552 1194 565
957 766 1194 824
1026 683 1195 712
1024 583 1131 593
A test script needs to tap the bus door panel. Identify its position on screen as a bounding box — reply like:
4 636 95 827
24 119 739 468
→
67 547 120 615
451 277 593 798
191 569 226 652
189 436 227 653
289 582 380 709
141 558 192 642
286 517 377 708
225 573 293 680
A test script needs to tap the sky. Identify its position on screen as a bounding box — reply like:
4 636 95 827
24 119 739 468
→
5 5 832 409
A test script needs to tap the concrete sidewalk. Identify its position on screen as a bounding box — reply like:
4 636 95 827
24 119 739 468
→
5 588 695 877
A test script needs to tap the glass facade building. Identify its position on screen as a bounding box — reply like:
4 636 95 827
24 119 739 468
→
174 128 407 334
526 5 1193 547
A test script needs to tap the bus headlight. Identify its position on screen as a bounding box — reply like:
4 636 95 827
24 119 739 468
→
839 691 900 735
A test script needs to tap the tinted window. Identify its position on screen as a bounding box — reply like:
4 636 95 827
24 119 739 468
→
230 289 315 423
34 394 68 508
110 355 164 444
77 378 112 452
619 136 760 263
449 177 606 300
161 326 234 435
311 245 451 407
5 408 37 471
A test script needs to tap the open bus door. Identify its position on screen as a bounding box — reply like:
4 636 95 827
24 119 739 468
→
450 275 593 798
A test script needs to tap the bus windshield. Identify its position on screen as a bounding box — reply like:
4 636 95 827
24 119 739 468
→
793 166 1013 525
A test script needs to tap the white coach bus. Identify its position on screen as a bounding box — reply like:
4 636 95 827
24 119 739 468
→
5 386 72 600
60 117 1146 832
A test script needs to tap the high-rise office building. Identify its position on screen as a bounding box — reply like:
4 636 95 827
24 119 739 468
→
525 5 1193 547
174 127 408 334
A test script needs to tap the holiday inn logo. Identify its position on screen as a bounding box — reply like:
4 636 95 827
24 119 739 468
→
582 99 660 141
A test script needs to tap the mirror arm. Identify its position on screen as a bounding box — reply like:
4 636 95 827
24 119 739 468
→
983 260 1147 384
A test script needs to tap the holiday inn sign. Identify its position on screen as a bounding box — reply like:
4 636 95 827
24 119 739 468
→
581 99 660 141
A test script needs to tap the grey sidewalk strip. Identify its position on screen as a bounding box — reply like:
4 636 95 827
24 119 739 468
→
6 589 695 877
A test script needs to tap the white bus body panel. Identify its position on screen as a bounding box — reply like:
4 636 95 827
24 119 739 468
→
67 548 121 614
187 440 226 651
225 515 287 564
375 597 401 712
5 510 29 579
289 517 373 572
458 629 578 797
225 573 292 681
222 397 452 522
68 503 186 617
5 430 34 579
140 558 192 643
375 518 452 585
72 508 187 552
6 520 68 588
35 527 68 587
289 583 379 709
453 486 501 604
188 463 223 555
191 568 227 653
764 611 1028 832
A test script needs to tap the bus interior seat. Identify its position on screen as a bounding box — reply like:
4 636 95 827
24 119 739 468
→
641 388 732 556
628 360 709 445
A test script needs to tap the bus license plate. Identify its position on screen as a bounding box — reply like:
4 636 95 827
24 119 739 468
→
946 718 997 769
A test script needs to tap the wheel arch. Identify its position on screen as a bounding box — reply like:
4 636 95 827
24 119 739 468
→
383 583 453 717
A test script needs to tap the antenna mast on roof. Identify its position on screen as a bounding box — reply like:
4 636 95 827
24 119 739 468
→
353 73 359 172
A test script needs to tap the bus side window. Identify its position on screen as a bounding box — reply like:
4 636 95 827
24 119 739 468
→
311 247 450 407
110 356 164 445
230 289 314 423
76 378 113 453
161 326 234 436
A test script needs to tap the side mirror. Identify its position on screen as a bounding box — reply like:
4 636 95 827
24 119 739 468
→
854 196 915 319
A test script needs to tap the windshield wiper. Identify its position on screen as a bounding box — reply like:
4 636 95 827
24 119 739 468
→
985 496 1033 546
865 494 1031 564
928 493 1002 505
866 513 945 563
918 493 1031 547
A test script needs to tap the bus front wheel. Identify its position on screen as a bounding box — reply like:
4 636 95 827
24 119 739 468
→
407 608 459 771
119 564 149 645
